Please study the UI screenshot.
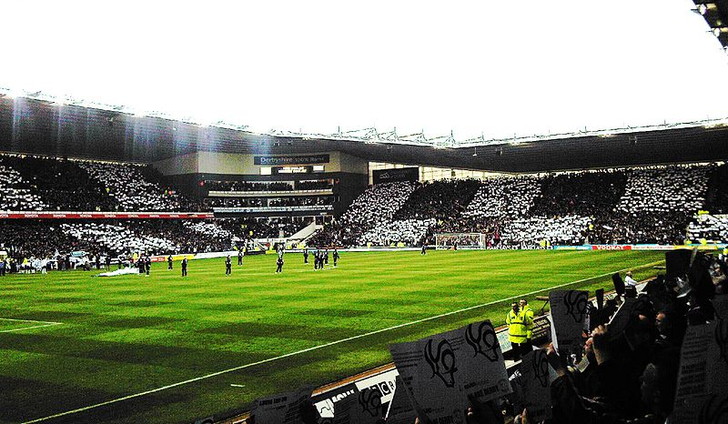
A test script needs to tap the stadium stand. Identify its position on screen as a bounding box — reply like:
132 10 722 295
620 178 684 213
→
464 176 541 218
311 163 728 248
499 215 590 247
4 160 728 260
686 214 728 243
1 154 117 211
0 153 200 212
615 164 710 214
0 215 319 267
703 163 728 214
79 161 192 211
0 162 48 211
309 181 417 246
61 222 180 255
530 170 626 218
358 218 437 246
393 179 482 221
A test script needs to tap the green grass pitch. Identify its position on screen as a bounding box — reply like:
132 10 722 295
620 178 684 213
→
0 249 665 424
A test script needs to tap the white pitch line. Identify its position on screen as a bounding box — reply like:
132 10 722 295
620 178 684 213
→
22 260 663 424
0 317 64 333
0 322 63 333
0 317 63 325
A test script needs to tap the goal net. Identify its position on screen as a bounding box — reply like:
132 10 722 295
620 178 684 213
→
434 233 487 250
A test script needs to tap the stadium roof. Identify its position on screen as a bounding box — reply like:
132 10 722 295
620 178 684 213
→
694 1 728 49
2 96 727 173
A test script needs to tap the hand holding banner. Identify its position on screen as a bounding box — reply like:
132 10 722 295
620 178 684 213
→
389 320 512 423
518 349 553 422
549 290 589 357
459 320 512 403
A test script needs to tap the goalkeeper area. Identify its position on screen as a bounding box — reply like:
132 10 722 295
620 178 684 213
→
435 232 487 249
0 249 664 424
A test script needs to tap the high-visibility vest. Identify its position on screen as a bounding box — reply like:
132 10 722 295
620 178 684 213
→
522 306 535 339
506 310 528 343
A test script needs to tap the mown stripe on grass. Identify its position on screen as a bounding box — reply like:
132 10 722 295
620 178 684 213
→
21 259 662 424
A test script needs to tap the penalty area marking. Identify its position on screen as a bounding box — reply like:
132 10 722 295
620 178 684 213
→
22 259 663 424
0 317 63 333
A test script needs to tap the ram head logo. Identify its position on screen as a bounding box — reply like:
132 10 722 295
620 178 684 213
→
357 387 383 418
564 290 589 323
464 321 500 362
424 339 458 388
533 350 550 388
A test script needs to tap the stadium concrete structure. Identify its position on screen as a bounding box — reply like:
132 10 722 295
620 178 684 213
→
2 95 728 199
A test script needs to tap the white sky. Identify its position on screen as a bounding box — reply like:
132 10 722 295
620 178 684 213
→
2 0 728 140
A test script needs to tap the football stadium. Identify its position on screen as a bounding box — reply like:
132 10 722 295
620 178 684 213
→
2 1 728 424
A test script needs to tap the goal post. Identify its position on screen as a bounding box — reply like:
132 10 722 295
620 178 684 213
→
434 233 487 250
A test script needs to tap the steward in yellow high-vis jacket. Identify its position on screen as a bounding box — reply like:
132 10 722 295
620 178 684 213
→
506 302 528 360
520 299 535 351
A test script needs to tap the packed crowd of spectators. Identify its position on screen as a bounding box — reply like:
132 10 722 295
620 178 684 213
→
61 222 179 255
183 220 235 241
0 163 48 210
1 154 117 211
589 212 693 245
394 179 481 221
358 218 436 246
0 219 239 267
0 154 201 212
0 221 81 260
500 215 591 247
315 163 728 247
4 154 728 253
703 162 728 214
616 165 710 214
530 170 626 218
464 176 540 218
309 182 417 246
314 179 480 247
79 161 190 211
0 215 319 267
522 250 724 424
686 214 728 243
